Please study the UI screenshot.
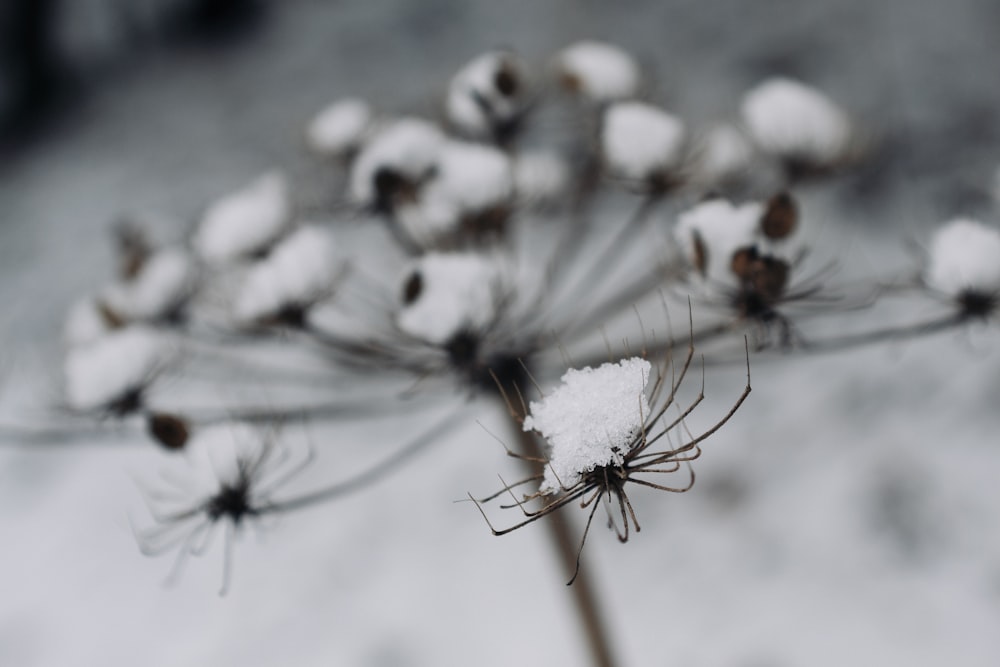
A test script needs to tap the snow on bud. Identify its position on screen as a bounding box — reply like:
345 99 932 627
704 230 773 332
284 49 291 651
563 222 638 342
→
523 358 651 494
193 171 290 263
555 41 640 102
924 218 1000 312
446 51 526 141
741 77 851 168
306 97 373 157
601 101 686 184
234 225 338 325
349 117 445 210
64 326 168 414
675 198 762 283
101 248 198 324
395 252 502 345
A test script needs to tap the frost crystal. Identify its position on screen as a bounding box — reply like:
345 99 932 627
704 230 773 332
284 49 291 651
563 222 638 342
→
234 225 338 324
306 98 373 157
524 358 652 494
675 198 762 284
602 101 686 182
446 51 524 139
101 248 197 323
741 77 850 165
925 219 1000 299
396 252 502 345
64 327 167 412
193 172 290 263
349 118 445 207
555 41 640 102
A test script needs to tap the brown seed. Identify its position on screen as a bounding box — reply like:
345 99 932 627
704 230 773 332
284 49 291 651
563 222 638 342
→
752 256 790 301
494 62 519 97
730 245 759 281
402 271 423 305
760 192 798 240
147 412 190 451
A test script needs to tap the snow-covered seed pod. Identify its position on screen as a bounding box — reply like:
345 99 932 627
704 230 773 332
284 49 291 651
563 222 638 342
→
395 252 502 346
446 51 527 143
305 97 373 158
690 124 754 186
63 326 168 415
233 224 339 327
100 248 198 325
740 77 852 172
524 357 651 494
349 117 445 213
601 101 686 188
512 148 571 207
554 40 640 102
394 140 514 247
675 198 762 284
924 218 1000 317
193 171 291 263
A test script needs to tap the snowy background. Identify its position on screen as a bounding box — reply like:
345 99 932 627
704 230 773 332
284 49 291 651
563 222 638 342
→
2 1 1000 665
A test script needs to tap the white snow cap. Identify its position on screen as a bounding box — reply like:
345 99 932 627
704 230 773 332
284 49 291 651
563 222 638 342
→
741 77 851 166
924 218 1000 298
64 297 119 347
101 248 198 323
64 327 167 412
555 41 640 102
395 140 513 245
349 117 445 207
234 224 338 324
446 51 525 139
395 252 502 345
602 101 686 182
513 148 570 205
306 97 373 157
675 198 762 283
524 358 651 494
692 124 754 184
193 171 290 263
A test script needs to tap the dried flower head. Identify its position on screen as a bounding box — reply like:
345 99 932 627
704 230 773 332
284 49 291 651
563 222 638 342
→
445 50 528 144
601 101 686 190
101 247 199 325
306 97 373 157
471 334 751 584
741 77 852 176
924 218 1000 318
554 40 640 102
193 171 291 263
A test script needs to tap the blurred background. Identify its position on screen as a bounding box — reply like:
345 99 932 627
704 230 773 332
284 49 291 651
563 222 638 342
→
1 1 999 665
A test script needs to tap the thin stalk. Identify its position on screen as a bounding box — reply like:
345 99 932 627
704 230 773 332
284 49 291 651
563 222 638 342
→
509 414 618 667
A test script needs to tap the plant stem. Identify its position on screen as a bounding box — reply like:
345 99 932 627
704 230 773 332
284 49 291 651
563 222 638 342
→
510 420 618 667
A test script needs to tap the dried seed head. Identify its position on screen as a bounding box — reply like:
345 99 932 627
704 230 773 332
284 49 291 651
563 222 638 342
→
760 192 798 240
147 412 190 451
494 62 519 97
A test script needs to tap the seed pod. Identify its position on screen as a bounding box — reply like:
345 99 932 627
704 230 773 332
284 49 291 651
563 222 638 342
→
730 245 760 281
760 192 798 240
148 412 190 451
402 271 423 305
752 256 791 301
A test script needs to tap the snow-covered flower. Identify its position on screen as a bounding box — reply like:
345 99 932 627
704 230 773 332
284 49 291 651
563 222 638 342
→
101 248 198 324
394 140 513 247
675 198 763 284
64 326 169 415
601 101 686 187
524 358 651 493
396 252 504 346
512 148 571 206
193 171 291 263
741 77 852 172
446 51 527 143
305 97 373 157
348 117 445 212
924 218 1000 316
234 225 339 326
554 41 640 102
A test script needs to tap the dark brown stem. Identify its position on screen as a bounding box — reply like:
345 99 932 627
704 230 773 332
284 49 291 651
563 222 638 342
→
510 418 618 667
